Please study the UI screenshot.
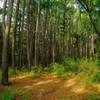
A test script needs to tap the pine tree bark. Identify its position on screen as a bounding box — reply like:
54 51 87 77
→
2 0 11 85
35 0 41 66
27 0 31 70
19 0 26 68
12 0 20 72
44 0 49 66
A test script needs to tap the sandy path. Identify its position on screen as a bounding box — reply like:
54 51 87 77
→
0 73 100 100
1 73 100 100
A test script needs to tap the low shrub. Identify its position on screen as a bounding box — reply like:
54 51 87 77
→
32 66 43 74
0 87 29 100
48 63 74 77
0 94 13 100
48 59 100 85
62 58 80 72
79 59 98 73
79 59 100 86
90 71 100 82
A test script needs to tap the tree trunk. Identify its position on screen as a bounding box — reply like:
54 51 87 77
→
27 0 31 70
12 0 20 73
2 0 11 85
35 0 41 66
19 0 26 68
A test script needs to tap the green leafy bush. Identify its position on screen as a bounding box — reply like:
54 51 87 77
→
0 87 29 100
62 58 80 72
31 66 43 78
86 93 100 100
0 95 13 100
48 59 100 85
48 63 63 73
32 66 43 74
48 63 73 77
89 71 100 83
79 59 98 73
79 59 100 86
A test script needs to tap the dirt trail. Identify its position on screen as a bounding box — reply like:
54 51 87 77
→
13 73 100 100
1 73 100 100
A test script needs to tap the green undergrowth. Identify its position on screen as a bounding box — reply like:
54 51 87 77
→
80 92 100 100
0 87 29 100
0 66 43 80
48 58 80 78
16 66 43 78
79 59 100 86
60 92 100 100
48 63 76 78
0 66 43 100
48 58 100 86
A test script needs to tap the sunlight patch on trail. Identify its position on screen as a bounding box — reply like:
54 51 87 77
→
64 78 77 88
11 75 29 80
5 72 100 100
24 80 54 89
34 80 53 86
72 87 87 94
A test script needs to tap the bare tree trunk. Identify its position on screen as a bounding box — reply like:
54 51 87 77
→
27 0 31 70
8 0 14 34
35 0 41 66
27 35 31 70
91 33 94 56
30 0 34 66
19 0 26 68
52 25 56 64
50 17 56 64
18 8 22 67
2 0 11 85
44 0 49 66
85 33 87 58
12 0 20 73
85 32 89 58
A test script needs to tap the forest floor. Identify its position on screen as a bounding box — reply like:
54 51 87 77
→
0 72 100 100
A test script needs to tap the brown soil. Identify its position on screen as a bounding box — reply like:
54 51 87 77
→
0 73 100 100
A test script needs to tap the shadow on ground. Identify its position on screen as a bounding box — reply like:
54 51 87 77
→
1 73 100 100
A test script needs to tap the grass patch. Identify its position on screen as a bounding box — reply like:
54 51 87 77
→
62 58 80 72
48 63 74 78
60 92 100 100
0 87 29 100
48 58 100 86
0 67 43 100
80 92 100 100
78 59 100 86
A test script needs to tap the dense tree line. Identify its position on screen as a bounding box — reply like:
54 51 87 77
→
0 0 100 85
